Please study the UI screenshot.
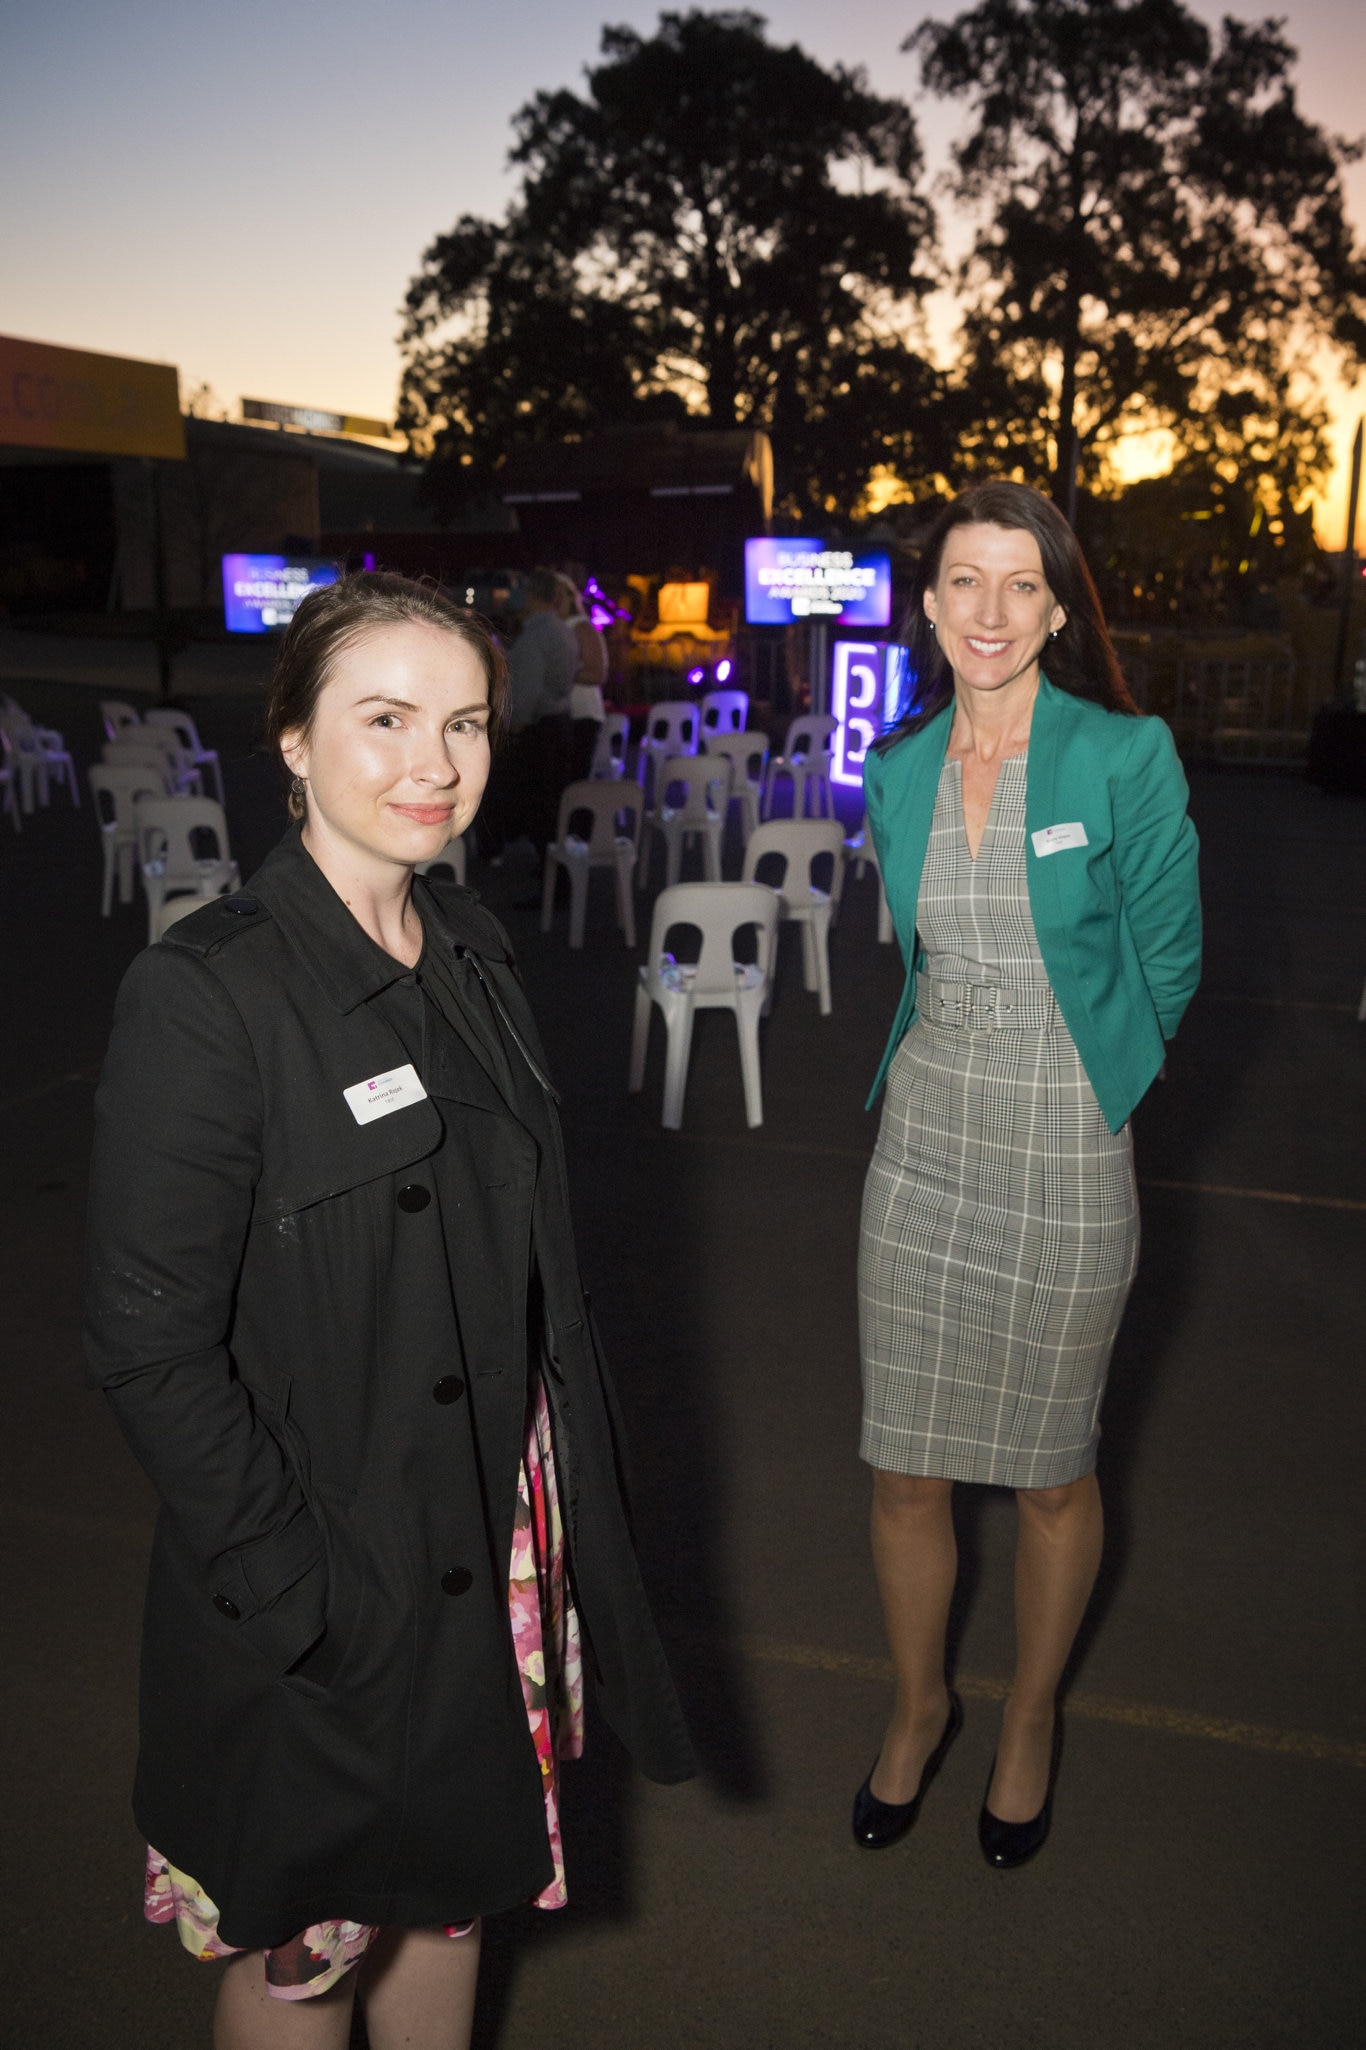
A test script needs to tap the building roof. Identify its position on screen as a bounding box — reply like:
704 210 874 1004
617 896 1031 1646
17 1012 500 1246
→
496 424 773 521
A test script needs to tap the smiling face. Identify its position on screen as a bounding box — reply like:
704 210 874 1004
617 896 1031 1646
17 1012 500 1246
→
923 522 1067 701
279 621 492 874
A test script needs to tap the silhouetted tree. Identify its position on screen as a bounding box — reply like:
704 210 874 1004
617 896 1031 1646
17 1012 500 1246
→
910 0 1366 511
400 9 944 517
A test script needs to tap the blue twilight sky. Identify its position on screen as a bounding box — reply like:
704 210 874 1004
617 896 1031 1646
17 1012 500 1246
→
2 1 1362 529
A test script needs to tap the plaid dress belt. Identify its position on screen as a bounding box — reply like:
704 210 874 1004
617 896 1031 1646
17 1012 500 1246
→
916 971 1059 1031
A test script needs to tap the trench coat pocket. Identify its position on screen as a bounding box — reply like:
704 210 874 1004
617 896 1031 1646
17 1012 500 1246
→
219 1508 328 1676
280 1508 369 1700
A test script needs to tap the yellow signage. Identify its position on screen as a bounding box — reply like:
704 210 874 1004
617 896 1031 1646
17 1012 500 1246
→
0 334 185 459
243 397 392 440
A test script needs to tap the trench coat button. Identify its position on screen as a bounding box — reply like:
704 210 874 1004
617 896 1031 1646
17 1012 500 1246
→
397 1184 430 1213
212 1593 242 1620
441 1567 473 1597
224 897 257 915
432 1375 465 1405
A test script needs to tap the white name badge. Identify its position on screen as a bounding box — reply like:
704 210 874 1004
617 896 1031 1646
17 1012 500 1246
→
343 1064 428 1126
1031 821 1089 858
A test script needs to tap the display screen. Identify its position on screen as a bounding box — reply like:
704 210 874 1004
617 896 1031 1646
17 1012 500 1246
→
221 554 340 634
830 642 912 787
744 537 892 626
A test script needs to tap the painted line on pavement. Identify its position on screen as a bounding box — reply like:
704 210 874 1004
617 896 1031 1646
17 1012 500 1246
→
0 1064 99 1116
1197 992 1355 1013
1138 1177 1366 1214
730 1635 1366 1770
608 1127 1366 1211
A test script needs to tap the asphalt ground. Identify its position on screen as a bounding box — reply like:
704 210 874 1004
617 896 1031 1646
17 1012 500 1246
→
1 661 1362 2049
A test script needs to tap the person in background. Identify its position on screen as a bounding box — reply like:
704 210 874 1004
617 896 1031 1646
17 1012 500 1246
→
506 567 577 858
852 481 1200 1872
557 573 610 781
84 573 693 2050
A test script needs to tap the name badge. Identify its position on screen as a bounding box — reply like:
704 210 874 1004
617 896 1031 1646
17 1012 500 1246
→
1031 821 1089 857
343 1063 428 1126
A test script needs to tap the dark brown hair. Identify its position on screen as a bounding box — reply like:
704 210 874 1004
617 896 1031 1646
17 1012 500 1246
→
875 481 1136 754
264 572 509 816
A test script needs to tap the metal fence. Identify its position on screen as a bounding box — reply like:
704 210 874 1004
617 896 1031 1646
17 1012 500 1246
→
1120 637 1329 765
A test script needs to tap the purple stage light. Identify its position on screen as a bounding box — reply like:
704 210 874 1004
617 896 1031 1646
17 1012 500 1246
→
688 667 705 685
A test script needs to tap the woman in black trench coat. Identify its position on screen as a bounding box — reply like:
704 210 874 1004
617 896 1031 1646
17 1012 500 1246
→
84 574 694 2048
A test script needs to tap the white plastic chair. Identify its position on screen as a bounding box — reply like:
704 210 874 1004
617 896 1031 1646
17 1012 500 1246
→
590 712 630 781
640 754 730 890
101 699 142 741
700 688 749 738
541 781 642 948
629 881 780 1129
636 700 701 806
88 763 165 912
742 819 846 1016
413 834 468 887
153 895 208 941
145 708 224 804
762 714 838 820
34 724 78 807
100 738 174 789
702 731 770 845
135 796 240 944
848 821 894 943
0 710 78 810
106 732 202 795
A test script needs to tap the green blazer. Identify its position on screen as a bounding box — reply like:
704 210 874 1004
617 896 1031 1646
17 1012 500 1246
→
864 676 1201 1133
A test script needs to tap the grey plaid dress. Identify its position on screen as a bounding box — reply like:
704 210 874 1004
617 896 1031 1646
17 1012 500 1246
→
858 756 1139 1487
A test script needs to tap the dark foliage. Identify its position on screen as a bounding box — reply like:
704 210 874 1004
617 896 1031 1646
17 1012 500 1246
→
908 0 1366 509
399 10 946 519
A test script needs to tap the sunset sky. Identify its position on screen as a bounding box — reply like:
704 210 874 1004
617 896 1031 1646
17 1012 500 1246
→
3 0 1363 539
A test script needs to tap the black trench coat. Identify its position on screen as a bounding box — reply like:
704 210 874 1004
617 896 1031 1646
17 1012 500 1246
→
84 827 693 1949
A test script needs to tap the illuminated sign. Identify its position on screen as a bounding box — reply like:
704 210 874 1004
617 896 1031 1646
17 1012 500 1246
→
242 397 391 439
222 553 340 634
0 333 185 459
831 642 911 787
745 537 891 626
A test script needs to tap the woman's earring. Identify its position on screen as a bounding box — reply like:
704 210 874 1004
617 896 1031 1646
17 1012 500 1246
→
291 775 306 795
1049 629 1059 640
929 621 937 634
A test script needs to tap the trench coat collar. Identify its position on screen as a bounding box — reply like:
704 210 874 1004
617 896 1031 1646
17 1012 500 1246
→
246 824 506 1017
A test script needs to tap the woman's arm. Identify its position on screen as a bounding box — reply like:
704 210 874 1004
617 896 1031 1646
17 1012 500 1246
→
573 618 608 687
1112 716 1202 1040
84 945 325 1672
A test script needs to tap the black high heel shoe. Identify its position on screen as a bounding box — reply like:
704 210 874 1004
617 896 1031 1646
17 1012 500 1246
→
852 1691 963 1850
977 1713 1064 1869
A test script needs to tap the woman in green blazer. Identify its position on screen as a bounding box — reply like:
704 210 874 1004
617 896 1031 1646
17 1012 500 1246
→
852 483 1199 1870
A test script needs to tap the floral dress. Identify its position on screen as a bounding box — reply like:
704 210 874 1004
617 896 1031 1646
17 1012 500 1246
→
144 1378 584 2002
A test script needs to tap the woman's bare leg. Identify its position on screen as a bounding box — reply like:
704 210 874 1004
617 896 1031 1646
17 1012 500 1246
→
867 1470 957 1802
359 1924 482 2050
213 1952 355 2050
988 1472 1104 1822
